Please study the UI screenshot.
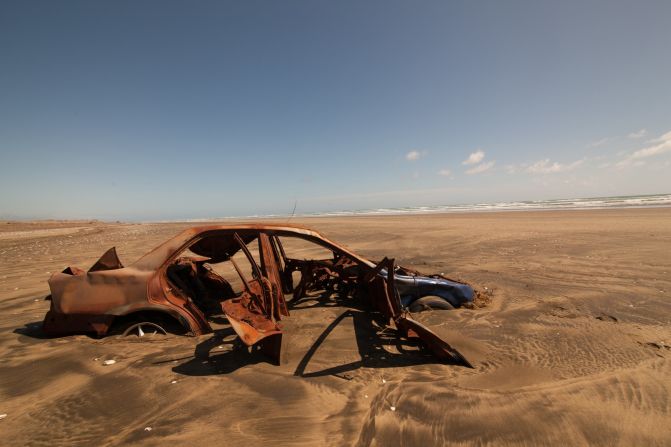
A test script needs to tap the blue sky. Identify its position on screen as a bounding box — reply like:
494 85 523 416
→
1 0 670 220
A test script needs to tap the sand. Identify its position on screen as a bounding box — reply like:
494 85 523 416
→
0 208 670 446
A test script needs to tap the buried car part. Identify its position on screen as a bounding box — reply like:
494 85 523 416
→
42 224 476 367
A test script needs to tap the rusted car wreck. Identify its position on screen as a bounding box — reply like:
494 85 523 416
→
43 224 475 367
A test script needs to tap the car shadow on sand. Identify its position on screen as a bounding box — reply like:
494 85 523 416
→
14 321 51 339
290 290 465 377
16 290 460 378
13 321 95 340
169 326 275 375
172 290 460 378
292 308 451 379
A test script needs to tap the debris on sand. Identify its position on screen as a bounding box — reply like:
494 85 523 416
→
102 359 116 366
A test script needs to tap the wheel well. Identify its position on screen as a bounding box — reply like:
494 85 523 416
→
109 310 189 335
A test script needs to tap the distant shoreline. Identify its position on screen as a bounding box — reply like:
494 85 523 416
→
158 193 671 222
2 193 670 224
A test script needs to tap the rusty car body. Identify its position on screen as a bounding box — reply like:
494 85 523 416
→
43 224 475 366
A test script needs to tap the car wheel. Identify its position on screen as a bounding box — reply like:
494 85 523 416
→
408 296 455 313
121 321 168 337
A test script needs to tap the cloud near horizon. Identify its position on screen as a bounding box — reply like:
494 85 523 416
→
616 130 671 168
438 168 452 177
526 158 584 174
628 129 647 139
466 160 495 175
462 149 485 165
588 137 609 148
405 150 422 161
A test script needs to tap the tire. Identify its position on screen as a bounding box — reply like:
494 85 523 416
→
408 296 455 313
121 321 168 337
110 312 187 337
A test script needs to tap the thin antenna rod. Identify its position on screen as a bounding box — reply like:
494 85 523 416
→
287 199 297 223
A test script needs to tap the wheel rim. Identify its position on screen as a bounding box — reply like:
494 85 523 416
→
122 322 167 337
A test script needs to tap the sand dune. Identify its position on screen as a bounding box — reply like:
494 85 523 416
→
0 209 669 446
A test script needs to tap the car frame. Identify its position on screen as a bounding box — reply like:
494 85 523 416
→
43 224 475 366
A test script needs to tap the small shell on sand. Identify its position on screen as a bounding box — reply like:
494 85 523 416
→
103 359 116 366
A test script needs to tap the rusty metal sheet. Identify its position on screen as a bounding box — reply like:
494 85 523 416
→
88 246 124 272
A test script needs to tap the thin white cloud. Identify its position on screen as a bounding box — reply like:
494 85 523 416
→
462 150 485 165
466 160 495 175
405 150 426 161
628 129 647 139
617 130 671 167
526 158 584 174
588 137 609 148
503 164 519 174
438 168 451 177
406 150 420 161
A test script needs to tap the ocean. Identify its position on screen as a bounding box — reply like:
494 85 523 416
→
301 193 671 217
171 193 671 222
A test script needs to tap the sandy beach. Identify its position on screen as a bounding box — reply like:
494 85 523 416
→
0 208 670 446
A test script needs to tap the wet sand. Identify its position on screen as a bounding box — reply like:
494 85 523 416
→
0 209 670 446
